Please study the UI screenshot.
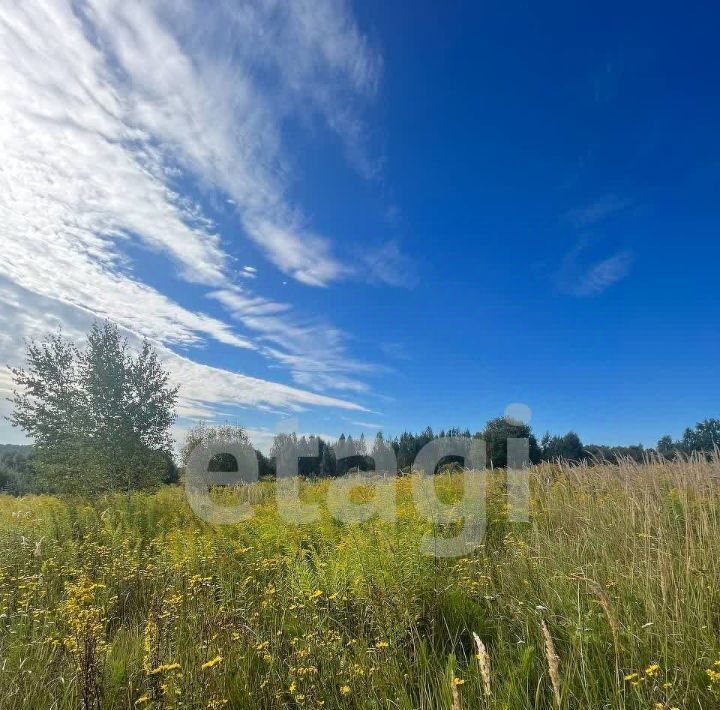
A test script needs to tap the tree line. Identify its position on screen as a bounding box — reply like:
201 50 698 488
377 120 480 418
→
2 323 719 494
208 418 717 479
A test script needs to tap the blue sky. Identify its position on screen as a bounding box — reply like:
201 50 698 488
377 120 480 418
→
0 0 718 451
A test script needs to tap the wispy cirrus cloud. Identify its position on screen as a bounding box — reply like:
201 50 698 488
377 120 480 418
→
166 350 368 416
0 1 247 346
0 282 367 447
558 193 636 296
557 239 634 297
361 240 419 288
210 288 383 393
346 420 384 430
576 250 634 296
79 0 382 286
564 194 632 228
0 0 390 428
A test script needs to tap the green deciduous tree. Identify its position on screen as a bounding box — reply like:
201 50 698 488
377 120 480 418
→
181 423 250 470
9 322 178 494
540 431 585 462
658 419 720 458
481 417 541 468
657 435 677 458
182 422 272 478
681 419 720 453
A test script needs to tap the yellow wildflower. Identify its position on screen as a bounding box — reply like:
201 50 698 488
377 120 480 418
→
706 667 720 683
645 664 661 677
340 685 351 695
202 656 223 670
148 662 181 675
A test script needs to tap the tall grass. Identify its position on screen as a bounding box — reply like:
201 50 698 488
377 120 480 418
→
0 457 719 708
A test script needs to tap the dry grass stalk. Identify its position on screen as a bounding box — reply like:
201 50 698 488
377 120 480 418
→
541 619 561 709
585 578 621 660
472 632 492 698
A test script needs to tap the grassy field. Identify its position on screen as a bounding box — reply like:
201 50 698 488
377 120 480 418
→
0 458 719 709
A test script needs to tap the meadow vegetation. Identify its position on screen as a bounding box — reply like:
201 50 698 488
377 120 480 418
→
0 457 719 709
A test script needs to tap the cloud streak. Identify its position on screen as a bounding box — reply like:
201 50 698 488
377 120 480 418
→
557 240 634 297
0 0 389 429
571 250 634 297
0 283 366 447
79 0 381 286
565 194 632 228
210 288 383 393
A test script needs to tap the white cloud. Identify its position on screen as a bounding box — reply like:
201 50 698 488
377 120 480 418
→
361 240 419 288
164 349 367 415
347 420 384 430
209 288 290 319
0 283 366 447
77 0 381 286
210 288 382 393
0 0 382 299
557 240 634 297
241 218 345 287
0 0 388 420
572 251 634 296
0 1 250 347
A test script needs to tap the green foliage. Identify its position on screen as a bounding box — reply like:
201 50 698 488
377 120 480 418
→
482 417 542 468
657 419 720 458
1 459 720 708
0 444 33 493
540 432 585 462
657 435 675 458
683 419 720 451
181 422 271 478
9 322 178 494
582 443 647 463
270 433 341 478
394 427 436 471
181 422 249 469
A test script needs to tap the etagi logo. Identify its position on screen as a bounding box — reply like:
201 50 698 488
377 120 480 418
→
184 406 532 559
